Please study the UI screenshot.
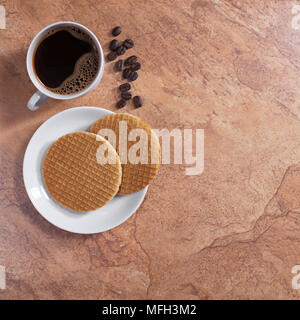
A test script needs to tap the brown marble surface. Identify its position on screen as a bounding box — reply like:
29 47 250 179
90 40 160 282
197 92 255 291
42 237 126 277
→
1 0 300 299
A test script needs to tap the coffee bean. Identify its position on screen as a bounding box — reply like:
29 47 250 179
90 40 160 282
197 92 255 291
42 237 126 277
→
123 68 132 79
121 91 132 100
130 62 141 71
116 99 126 108
109 39 119 51
107 51 117 61
123 39 134 49
116 45 126 55
129 71 138 81
125 55 137 66
115 60 124 71
119 83 131 92
112 26 122 36
133 96 143 108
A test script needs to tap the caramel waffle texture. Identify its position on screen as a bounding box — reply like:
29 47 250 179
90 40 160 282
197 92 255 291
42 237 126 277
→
89 113 160 195
42 132 122 212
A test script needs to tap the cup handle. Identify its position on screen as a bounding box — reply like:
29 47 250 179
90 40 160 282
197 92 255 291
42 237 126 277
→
27 90 48 111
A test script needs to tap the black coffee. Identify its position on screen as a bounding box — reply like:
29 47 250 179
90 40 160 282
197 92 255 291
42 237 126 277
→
34 26 99 94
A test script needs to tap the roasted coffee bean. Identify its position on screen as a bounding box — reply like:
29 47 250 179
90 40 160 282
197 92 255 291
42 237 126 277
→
119 83 131 92
107 51 117 61
123 39 134 49
115 59 124 71
129 71 138 81
121 91 132 100
130 62 141 71
116 99 126 108
125 55 137 66
116 45 126 55
112 26 122 36
123 68 132 79
109 39 119 51
133 96 143 108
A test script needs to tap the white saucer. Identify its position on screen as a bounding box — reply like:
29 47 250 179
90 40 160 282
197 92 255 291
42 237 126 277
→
23 107 147 234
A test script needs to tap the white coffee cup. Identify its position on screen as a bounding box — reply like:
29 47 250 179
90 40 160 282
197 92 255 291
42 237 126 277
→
26 21 104 111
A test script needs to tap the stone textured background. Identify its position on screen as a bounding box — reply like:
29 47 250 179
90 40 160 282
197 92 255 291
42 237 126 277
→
1 0 300 299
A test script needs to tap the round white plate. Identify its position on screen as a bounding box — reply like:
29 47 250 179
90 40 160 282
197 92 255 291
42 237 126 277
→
23 107 147 234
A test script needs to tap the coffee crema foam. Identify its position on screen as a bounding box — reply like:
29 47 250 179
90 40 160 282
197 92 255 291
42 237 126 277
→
38 26 99 95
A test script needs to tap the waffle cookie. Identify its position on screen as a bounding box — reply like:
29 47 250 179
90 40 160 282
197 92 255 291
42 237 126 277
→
89 113 160 195
42 132 122 212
